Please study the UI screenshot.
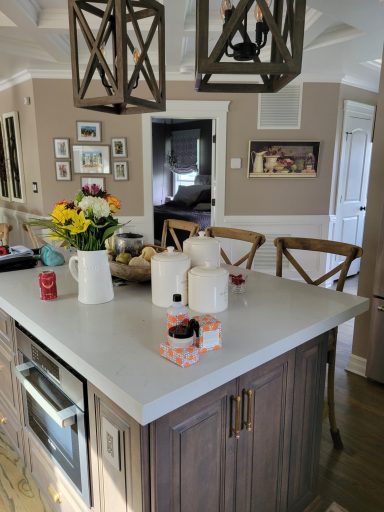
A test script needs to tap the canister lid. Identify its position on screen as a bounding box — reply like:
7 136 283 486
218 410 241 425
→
189 262 229 278
168 319 199 339
152 246 190 263
183 231 220 247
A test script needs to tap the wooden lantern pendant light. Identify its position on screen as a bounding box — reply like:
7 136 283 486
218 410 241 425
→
68 0 166 114
195 0 306 93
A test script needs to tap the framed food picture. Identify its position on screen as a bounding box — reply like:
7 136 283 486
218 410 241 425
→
248 141 320 178
53 138 70 159
55 161 71 181
72 145 110 174
113 161 128 181
76 121 101 142
111 137 127 157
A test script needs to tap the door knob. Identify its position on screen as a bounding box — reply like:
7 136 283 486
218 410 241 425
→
359 206 366 211
0 415 7 425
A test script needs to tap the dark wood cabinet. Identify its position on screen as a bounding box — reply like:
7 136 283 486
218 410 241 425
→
151 379 238 512
151 334 327 512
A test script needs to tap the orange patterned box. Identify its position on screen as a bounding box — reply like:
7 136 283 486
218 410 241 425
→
160 343 200 368
192 315 222 353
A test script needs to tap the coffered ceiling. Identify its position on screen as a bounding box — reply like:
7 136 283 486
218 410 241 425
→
0 0 383 91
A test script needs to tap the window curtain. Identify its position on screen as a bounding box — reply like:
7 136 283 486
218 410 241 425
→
169 129 200 174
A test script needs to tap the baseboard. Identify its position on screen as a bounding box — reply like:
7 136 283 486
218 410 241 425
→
346 354 367 377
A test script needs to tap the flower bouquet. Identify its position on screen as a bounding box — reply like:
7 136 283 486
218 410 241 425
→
29 184 122 251
29 184 123 305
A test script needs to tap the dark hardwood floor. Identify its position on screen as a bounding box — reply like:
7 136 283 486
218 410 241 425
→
316 277 384 512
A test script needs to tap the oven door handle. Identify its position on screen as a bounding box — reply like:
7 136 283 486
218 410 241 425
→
15 362 79 428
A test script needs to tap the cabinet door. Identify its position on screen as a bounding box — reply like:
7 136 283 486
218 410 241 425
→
236 351 295 512
88 384 146 512
287 334 327 512
152 380 238 512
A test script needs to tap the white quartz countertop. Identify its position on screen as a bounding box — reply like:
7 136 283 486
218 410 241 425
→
0 265 369 425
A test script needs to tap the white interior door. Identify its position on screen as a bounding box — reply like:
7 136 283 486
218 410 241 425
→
334 101 375 275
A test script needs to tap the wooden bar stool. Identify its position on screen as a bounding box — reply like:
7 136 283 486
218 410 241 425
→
274 236 363 449
161 219 199 251
205 227 266 269
0 223 12 246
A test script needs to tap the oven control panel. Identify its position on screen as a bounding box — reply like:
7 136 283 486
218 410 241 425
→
31 345 60 382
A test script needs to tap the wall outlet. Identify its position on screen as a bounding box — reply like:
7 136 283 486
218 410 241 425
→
230 158 242 169
32 182 38 193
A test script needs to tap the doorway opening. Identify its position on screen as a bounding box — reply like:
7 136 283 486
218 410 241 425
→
151 118 213 245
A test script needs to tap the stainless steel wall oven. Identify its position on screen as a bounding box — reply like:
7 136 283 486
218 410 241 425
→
15 322 91 506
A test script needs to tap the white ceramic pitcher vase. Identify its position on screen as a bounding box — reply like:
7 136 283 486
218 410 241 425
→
69 250 114 304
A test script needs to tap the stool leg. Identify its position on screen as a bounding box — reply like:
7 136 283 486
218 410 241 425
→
327 333 343 450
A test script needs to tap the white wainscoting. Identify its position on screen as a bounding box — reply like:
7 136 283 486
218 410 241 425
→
222 215 336 280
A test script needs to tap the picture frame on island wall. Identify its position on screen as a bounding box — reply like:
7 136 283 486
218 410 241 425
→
55 161 71 181
53 138 70 159
73 145 110 174
111 137 127 157
113 161 129 181
76 121 101 142
80 176 105 190
248 141 320 178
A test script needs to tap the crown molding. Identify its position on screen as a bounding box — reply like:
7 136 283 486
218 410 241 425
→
0 67 379 94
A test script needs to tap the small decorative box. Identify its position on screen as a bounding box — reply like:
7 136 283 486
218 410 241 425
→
160 343 200 368
192 315 222 353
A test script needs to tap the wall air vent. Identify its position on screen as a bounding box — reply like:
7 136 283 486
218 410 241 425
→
258 84 303 129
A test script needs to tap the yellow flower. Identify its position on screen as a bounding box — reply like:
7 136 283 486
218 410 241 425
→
66 210 91 235
106 194 121 213
51 202 73 225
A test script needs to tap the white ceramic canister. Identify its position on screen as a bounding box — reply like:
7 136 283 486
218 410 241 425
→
183 231 221 268
151 247 191 307
188 263 229 313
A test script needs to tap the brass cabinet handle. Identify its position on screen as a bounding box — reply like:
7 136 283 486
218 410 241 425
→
231 395 241 439
0 415 7 425
48 483 62 504
244 389 253 432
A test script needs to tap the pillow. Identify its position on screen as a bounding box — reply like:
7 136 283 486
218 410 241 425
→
193 202 211 211
173 185 210 207
194 174 211 185
195 186 211 204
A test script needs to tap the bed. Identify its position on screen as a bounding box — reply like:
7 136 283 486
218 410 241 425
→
153 183 211 245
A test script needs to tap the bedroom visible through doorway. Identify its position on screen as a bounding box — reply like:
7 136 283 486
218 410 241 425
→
151 118 213 245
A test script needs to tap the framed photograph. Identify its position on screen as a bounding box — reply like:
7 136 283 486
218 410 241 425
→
76 121 101 142
80 177 105 190
73 145 110 174
55 161 71 181
111 137 127 157
53 138 70 159
248 141 320 178
113 161 129 181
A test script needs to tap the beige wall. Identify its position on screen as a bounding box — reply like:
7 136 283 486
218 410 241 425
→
0 80 43 213
353 52 384 359
33 79 144 216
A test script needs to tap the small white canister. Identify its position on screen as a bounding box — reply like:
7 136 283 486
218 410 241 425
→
188 263 228 313
151 247 191 307
183 231 221 268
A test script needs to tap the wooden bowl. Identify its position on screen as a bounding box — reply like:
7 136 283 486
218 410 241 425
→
109 244 165 282
109 261 151 282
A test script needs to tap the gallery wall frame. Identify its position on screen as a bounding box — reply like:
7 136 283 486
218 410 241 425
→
113 161 129 181
73 145 110 174
55 161 71 181
53 138 70 159
111 137 127 158
248 140 320 178
76 121 102 142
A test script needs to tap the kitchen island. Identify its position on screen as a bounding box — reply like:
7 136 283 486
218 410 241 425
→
0 265 369 512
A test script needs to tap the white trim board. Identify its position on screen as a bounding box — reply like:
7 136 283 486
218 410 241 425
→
142 100 230 243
